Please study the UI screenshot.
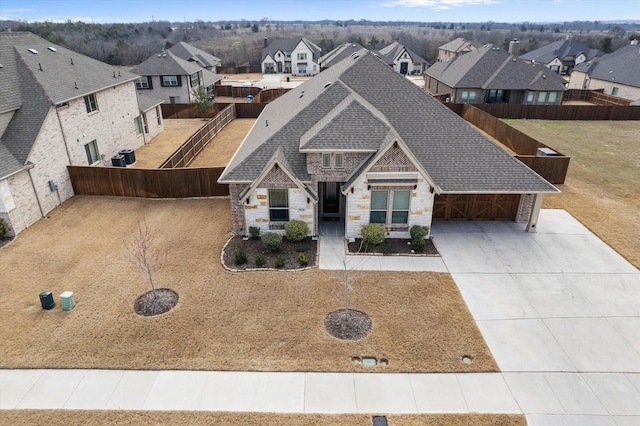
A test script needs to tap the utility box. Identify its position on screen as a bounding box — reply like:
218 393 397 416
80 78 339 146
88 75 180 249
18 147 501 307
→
119 149 136 165
111 154 126 167
39 291 55 310
60 291 75 311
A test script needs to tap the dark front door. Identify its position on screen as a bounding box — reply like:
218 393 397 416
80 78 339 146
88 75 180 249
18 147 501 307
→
322 182 340 214
400 62 409 74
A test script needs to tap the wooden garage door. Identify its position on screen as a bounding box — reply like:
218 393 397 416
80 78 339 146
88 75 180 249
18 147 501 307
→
433 194 521 221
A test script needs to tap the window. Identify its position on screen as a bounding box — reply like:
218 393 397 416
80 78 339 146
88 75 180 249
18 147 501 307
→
461 91 476 104
269 189 289 222
84 140 99 165
548 92 558 104
161 75 180 87
334 153 344 169
156 106 162 125
526 91 535 104
370 190 410 225
322 153 331 168
298 63 307 74
169 96 180 104
297 52 307 60
134 116 142 135
583 78 590 89
487 89 504 104
612 87 619 96
135 76 152 89
538 91 547 104
264 63 275 73
189 72 200 87
142 113 149 133
84 94 98 113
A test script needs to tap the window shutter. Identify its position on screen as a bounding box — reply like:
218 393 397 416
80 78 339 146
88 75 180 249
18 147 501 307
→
177 75 182 87
147 76 153 89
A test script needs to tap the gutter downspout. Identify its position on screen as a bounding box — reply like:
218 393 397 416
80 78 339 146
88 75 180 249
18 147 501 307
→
54 106 74 165
526 193 544 233
26 163 46 219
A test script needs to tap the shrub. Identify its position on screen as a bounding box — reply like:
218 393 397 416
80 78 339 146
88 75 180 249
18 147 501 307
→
361 223 385 246
0 218 10 238
248 226 261 239
284 219 309 242
254 253 266 267
261 232 282 253
296 242 308 253
410 225 429 252
298 251 309 266
379 241 396 254
275 255 286 268
234 249 247 265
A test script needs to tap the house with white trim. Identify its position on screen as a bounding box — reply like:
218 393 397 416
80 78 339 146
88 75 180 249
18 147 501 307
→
218 50 558 240
378 41 430 75
437 38 481 63
261 37 321 76
0 32 163 236
520 38 602 75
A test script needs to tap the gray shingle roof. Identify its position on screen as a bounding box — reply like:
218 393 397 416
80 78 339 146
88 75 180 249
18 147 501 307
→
0 32 139 178
132 50 202 76
439 38 481 53
378 41 429 66
319 43 367 69
574 43 640 89
520 39 602 65
261 37 321 62
168 42 221 68
219 52 557 194
426 45 567 91
136 93 164 112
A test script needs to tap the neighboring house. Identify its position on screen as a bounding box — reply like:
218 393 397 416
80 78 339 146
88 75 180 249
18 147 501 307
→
218 51 558 240
261 37 321 76
167 41 221 72
0 32 163 236
519 38 602 75
377 41 430 75
319 42 368 70
425 45 567 105
568 41 640 103
437 38 480 62
132 48 222 104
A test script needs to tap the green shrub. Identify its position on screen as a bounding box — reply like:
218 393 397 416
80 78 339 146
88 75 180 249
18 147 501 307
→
0 218 10 239
298 251 309 266
254 253 266 267
410 225 429 252
234 249 247 265
275 255 286 268
284 219 309 242
261 232 282 253
248 226 261 239
296 242 308 253
379 241 396 254
361 223 385 246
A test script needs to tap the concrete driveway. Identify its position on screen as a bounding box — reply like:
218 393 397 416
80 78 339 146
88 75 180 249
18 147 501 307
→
432 209 640 424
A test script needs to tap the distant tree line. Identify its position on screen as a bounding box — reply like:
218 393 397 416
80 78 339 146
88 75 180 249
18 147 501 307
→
1 19 637 67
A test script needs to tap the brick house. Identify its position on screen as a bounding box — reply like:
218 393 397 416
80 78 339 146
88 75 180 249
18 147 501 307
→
0 32 164 236
261 37 321 76
377 41 430 75
519 38 602 75
437 38 481 63
425 45 567 105
218 51 558 239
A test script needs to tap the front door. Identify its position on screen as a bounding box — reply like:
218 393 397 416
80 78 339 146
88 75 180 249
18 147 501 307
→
322 182 340 214
400 62 409 74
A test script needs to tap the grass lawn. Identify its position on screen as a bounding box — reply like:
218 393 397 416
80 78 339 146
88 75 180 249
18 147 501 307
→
0 411 526 426
0 196 496 373
505 119 640 268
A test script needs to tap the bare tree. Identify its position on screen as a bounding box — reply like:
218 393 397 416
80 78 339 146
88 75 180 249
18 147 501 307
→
124 219 166 299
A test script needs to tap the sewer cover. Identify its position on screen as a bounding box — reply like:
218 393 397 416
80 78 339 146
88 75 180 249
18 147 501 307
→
462 355 473 364
362 357 377 366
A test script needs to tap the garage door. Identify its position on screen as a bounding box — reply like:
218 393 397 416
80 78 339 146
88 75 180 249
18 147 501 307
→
433 194 521 221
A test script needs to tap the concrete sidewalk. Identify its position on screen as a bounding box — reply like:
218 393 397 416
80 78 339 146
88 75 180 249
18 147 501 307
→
3 210 639 424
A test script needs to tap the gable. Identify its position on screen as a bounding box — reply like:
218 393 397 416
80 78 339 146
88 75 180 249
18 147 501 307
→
370 146 417 173
257 165 298 189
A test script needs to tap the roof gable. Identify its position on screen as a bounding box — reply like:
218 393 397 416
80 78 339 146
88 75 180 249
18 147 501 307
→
575 43 640 88
168 42 220 68
520 39 602 64
132 50 202 76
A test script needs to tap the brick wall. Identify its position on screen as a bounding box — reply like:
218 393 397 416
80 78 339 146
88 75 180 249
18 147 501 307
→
516 194 534 223
3 171 42 235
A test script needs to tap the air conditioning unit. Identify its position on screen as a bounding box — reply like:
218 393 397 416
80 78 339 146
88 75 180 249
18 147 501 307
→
537 147 557 156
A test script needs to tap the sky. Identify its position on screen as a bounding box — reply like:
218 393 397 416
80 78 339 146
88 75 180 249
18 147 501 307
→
1 0 638 24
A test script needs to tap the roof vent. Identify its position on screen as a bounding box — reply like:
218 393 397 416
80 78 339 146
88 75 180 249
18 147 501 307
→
28 48 38 54
0 64 3 69
512 58 516 62
542 74 547 79
47 47 57 52
70 58 74 65
350 52 360 60
323 82 332 88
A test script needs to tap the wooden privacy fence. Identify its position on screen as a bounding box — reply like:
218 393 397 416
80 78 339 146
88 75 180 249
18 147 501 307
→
253 88 290 103
465 103 640 120
68 166 229 198
214 85 262 98
160 104 236 168
564 89 631 106
161 102 267 120
458 104 570 184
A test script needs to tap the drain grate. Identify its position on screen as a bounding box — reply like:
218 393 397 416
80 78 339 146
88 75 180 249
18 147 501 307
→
372 416 388 426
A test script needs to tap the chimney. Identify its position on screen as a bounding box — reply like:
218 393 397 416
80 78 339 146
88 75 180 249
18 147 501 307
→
508 39 520 54
263 36 268 49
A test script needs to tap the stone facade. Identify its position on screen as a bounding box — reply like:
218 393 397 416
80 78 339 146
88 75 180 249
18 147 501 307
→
516 194 535 223
2 171 42 235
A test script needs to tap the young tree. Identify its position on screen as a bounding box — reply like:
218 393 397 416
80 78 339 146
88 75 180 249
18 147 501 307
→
124 219 166 300
192 85 213 116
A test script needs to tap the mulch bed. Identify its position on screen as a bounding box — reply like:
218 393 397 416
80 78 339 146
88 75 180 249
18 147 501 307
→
0 236 14 249
347 237 439 255
324 309 372 340
134 288 179 316
223 236 317 270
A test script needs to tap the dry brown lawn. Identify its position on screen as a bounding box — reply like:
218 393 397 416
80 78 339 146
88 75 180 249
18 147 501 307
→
133 119 207 168
505 120 640 268
0 196 496 373
0 411 526 426
189 119 256 167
